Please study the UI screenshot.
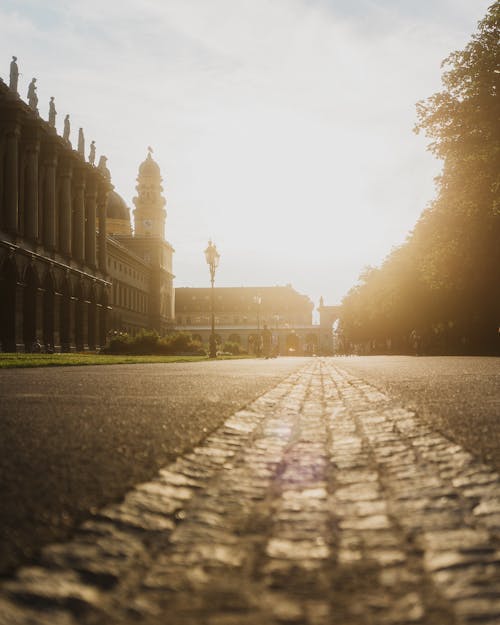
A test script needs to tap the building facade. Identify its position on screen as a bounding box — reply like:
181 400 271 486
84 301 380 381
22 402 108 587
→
105 150 175 336
175 285 325 355
0 70 174 351
0 78 111 352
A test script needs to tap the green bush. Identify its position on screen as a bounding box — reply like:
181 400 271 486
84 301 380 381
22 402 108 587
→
222 341 245 355
104 331 205 355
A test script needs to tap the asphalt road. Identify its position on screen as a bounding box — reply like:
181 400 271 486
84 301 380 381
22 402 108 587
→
0 356 498 577
0 358 308 575
330 355 500 469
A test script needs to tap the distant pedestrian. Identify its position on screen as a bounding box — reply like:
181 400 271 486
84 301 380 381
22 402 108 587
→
410 329 420 356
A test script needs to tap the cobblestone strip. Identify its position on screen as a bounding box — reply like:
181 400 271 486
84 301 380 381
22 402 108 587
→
2 360 500 625
324 361 500 625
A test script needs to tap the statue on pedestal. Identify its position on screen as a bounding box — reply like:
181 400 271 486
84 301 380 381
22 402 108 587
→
88 140 96 166
78 128 85 159
9 56 19 93
63 114 70 142
97 155 110 180
48 97 56 127
27 78 38 112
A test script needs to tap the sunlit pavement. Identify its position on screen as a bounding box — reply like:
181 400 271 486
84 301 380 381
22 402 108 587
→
2 358 500 624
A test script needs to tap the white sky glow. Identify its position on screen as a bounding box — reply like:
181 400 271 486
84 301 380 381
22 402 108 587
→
0 0 493 312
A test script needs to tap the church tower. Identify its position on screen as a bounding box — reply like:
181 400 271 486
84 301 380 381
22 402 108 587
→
133 147 167 238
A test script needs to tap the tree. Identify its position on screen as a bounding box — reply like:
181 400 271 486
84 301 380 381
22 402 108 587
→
341 3 500 354
414 1 500 349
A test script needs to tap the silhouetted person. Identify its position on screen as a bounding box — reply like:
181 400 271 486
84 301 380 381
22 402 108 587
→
88 140 96 165
78 128 85 158
63 114 70 142
27 78 38 111
48 96 56 127
9 56 19 93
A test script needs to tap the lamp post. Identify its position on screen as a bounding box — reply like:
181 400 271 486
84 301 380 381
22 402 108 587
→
204 239 220 358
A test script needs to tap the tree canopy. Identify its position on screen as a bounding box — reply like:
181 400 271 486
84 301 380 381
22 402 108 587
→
340 2 500 355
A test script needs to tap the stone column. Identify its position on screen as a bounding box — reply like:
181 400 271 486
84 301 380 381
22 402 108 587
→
58 159 73 258
42 145 58 250
23 134 41 242
97 183 109 273
72 168 86 264
4 120 21 234
85 176 97 268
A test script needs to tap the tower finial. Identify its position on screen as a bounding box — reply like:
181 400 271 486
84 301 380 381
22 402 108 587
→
147 146 153 157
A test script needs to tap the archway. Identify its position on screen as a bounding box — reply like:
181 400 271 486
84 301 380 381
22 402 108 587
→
23 265 38 351
59 276 72 351
305 333 318 355
88 285 97 351
42 272 55 351
248 333 262 356
286 332 299 354
0 258 17 351
98 289 108 348
74 281 85 351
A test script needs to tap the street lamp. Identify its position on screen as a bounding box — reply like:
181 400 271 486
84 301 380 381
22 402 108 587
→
204 239 220 358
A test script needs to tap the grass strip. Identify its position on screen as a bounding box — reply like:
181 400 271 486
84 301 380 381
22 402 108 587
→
0 353 225 368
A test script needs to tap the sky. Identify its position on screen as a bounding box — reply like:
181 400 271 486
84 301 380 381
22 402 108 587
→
0 0 493 313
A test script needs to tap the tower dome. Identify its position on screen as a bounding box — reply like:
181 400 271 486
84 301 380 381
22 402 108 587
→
133 147 167 239
138 147 162 179
106 191 132 236
107 191 130 221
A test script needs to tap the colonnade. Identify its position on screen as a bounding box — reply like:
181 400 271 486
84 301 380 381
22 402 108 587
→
0 80 111 351
0 127 109 271
0 251 109 352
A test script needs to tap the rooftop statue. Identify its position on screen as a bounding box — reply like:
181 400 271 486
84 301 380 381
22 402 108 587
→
98 155 110 180
88 140 96 166
9 56 19 93
63 114 70 142
27 78 38 112
78 128 85 159
48 97 56 127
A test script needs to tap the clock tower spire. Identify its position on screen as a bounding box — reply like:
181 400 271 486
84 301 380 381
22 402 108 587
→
133 147 167 238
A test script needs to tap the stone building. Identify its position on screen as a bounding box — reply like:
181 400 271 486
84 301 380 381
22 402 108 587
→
175 285 322 355
105 151 175 336
0 78 111 352
0 69 175 351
